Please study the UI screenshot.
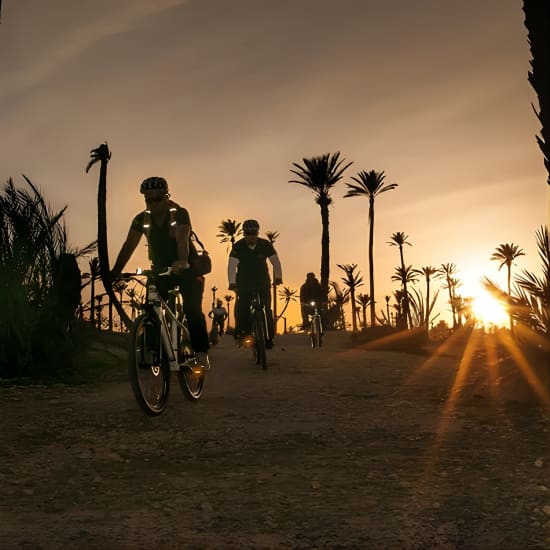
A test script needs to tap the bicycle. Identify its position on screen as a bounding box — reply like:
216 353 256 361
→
127 268 206 416
304 301 323 348
238 290 269 369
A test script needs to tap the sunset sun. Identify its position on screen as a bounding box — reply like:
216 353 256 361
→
471 290 508 328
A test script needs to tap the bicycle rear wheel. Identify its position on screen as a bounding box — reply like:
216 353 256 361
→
128 313 170 416
252 309 267 369
209 323 219 347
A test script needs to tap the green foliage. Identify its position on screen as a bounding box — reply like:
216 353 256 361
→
0 177 95 379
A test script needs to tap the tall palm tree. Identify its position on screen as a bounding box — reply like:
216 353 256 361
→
439 263 459 329
344 170 398 327
413 266 440 335
290 152 353 303
523 1 550 187
86 143 132 330
265 230 280 333
337 263 363 332
217 219 242 249
491 243 526 332
388 232 412 328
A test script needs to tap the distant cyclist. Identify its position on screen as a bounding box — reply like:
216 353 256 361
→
299 272 323 330
227 219 282 348
110 176 210 369
209 299 228 336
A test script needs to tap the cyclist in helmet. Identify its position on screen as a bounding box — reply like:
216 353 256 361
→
111 176 211 369
227 219 282 348
299 272 323 330
209 299 228 336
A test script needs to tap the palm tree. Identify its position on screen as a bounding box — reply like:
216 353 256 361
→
388 232 413 329
412 266 440 335
329 281 350 331
484 226 550 338
265 230 280 334
86 143 132 330
211 286 218 309
277 286 298 332
337 263 363 332
391 265 418 329
491 243 525 332
290 152 353 303
357 293 371 331
224 294 234 329
217 219 242 249
439 263 459 329
385 295 392 326
344 170 398 327
523 1 550 187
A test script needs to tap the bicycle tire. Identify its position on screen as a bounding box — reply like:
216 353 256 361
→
252 308 267 369
312 316 322 347
209 323 219 347
128 313 170 416
177 332 205 401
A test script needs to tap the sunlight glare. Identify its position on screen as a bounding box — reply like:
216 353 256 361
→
472 290 508 328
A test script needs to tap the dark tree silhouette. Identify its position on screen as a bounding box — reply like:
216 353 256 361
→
338 263 363 332
86 143 132 330
523 0 550 186
491 243 526 333
290 152 353 304
345 170 398 327
388 232 413 329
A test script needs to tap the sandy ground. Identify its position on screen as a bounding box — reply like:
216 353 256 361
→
1 330 549 549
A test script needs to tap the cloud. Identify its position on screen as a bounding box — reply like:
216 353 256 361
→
0 0 186 101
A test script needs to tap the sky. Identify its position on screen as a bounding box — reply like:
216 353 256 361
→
1 0 548 329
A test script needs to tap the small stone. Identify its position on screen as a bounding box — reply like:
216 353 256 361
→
535 458 544 468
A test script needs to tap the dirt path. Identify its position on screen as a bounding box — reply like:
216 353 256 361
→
1 332 549 549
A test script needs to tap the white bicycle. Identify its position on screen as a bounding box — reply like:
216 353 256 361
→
127 268 206 416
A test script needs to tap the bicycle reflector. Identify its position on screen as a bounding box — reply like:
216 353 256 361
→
242 335 255 348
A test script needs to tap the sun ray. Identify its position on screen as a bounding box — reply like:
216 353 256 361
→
497 330 550 409
421 328 481 479
401 327 474 387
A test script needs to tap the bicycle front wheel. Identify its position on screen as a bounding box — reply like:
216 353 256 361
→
252 309 267 369
128 313 170 416
177 340 205 401
311 316 322 348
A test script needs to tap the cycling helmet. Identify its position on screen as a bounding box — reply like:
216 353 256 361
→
140 176 168 194
243 219 260 235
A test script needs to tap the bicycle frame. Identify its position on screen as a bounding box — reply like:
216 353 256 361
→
142 273 193 369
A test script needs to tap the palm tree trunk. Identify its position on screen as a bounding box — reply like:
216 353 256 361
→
425 278 430 335
95 152 133 331
319 200 330 304
350 289 357 332
399 247 411 330
368 198 376 327
507 264 514 334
